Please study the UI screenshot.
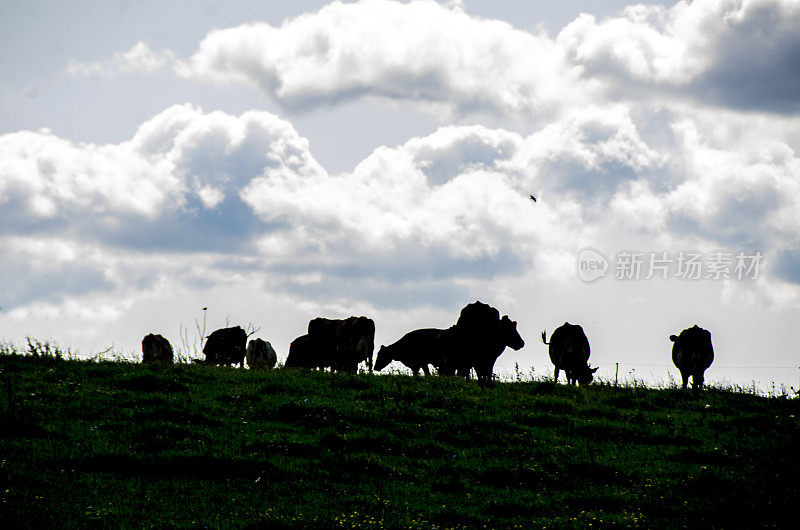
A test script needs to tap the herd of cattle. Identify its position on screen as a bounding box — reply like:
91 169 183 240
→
142 300 715 391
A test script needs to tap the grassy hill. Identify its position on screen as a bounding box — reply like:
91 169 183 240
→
1 352 798 529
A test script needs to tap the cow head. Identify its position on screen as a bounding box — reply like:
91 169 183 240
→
373 345 392 371
577 364 599 385
501 316 525 350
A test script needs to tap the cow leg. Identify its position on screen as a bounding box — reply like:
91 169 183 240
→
422 365 431 376
692 371 704 392
680 370 689 390
478 360 494 387
553 367 560 383
475 366 485 386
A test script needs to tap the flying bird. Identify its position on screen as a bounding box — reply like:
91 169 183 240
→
529 194 537 202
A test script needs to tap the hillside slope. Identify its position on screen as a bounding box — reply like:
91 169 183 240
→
1 354 798 528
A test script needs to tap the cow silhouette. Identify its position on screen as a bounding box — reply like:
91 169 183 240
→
541 322 597 385
670 325 714 392
374 327 457 375
246 338 277 370
141 333 173 364
202 326 247 367
286 316 375 373
440 301 525 385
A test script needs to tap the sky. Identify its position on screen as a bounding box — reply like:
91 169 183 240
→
1 0 799 391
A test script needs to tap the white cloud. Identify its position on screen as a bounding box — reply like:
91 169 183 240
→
176 0 584 118
0 128 182 222
661 116 800 279
510 104 665 203
67 41 175 76
3 101 797 314
64 1 800 119
0 104 323 248
3 104 638 321
196 185 225 209
558 0 800 111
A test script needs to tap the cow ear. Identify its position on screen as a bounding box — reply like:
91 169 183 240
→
669 335 678 342
591 366 599 373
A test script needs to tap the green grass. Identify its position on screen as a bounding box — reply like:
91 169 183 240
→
1 351 798 529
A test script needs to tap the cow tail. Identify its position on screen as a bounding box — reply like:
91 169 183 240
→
541 330 549 345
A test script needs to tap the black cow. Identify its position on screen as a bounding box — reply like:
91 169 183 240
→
440 301 525 385
246 338 277 370
202 326 247 367
374 327 457 375
283 335 331 368
286 316 375 373
285 334 328 369
670 325 714 392
308 316 375 373
142 333 173 364
541 322 597 385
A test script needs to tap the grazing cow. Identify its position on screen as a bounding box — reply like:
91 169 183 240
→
202 326 247 367
246 338 277 370
374 327 457 375
541 323 597 385
441 301 525 385
141 333 173 364
670 325 714 392
285 334 328 369
306 316 376 373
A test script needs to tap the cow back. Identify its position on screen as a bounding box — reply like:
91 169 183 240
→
247 338 278 369
671 325 714 371
548 323 590 370
286 334 321 368
142 333 174 364
306 316 375 372
203 326 247 366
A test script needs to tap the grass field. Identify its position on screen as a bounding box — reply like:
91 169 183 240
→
1 350 798 529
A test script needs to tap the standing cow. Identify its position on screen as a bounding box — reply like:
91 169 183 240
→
374 327 457 375
440 301 525 385
285 334 327 369
310 316 375 373
541 322 597 385
142 333 173 364
246 338 277 370
287 316 375 373
670 325 714 392
202 326 247 367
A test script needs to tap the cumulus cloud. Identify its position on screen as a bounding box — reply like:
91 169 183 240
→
661 116 800 282
65 1 800 118
2 101 676 317
558 0 800 112
510 104 666 210
0 104 322 251
2 99 799 325
167 0 800 117
175 0 584 118
0 105 543 314
67 41 175 75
